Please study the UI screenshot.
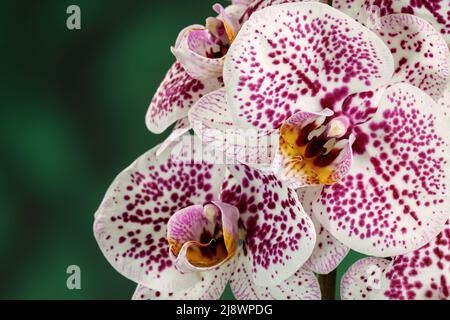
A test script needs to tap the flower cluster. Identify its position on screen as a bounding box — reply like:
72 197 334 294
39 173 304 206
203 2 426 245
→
94 0 450 300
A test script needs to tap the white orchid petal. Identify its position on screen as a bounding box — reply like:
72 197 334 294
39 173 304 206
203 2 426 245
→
189 88 279 166
132 259 236 300
146 62 222 134
376 14 449 100
225 164 316 286
224 2 394 130
333 0 450 46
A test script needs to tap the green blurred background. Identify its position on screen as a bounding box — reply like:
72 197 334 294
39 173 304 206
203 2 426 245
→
0 0 364 299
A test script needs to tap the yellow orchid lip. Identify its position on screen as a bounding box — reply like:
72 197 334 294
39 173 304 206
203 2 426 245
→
169 232 235 269
167 203 239 269
279 115 351 185
185 237 229 268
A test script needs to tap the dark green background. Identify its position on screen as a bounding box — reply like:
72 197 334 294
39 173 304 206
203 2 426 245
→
0 0 363 299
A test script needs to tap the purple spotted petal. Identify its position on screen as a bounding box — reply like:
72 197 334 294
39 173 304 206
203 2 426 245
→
298 187 350 274
146 62 223 134
224 2 394 130
341 87 386 124
372 224 450 300
220 171 243 208
307 83 450 257
230 248 321 300
227 164 316 286
132 259 236 300
93 134 226 291
333 0 450 46
172 25 224 80
189 88 279 166
375 14 449 100
340 257 390 300
156 117 191 156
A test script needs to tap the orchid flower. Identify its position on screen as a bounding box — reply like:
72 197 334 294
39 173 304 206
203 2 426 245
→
189 1 450 259
94 133 319 300
145 0 327 136
94 135 231 296
144 2 244 135
143 0 262 135
146 2 250 148
340 222 450 300
170 4 247 81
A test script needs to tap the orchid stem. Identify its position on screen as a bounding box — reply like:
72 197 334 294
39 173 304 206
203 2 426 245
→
318 270 337 300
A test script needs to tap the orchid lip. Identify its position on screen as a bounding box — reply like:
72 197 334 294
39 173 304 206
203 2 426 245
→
279 113 353 185
167 202 239 272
